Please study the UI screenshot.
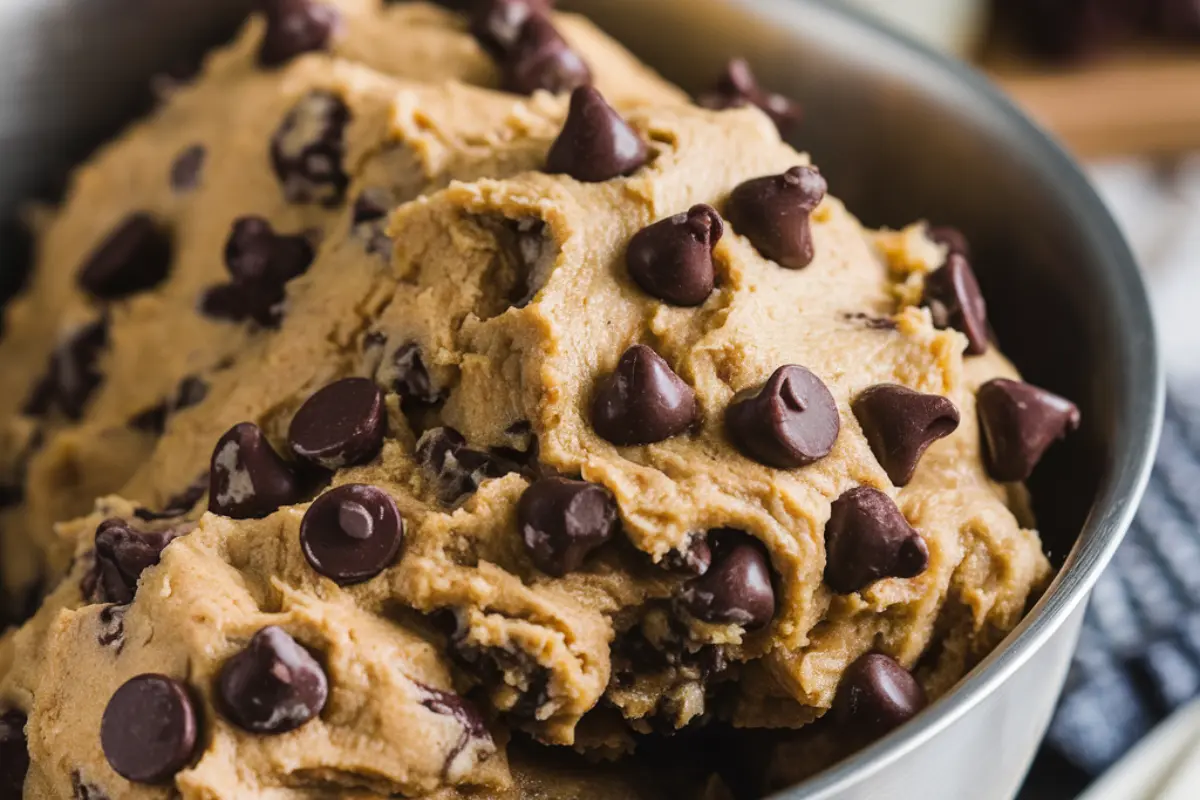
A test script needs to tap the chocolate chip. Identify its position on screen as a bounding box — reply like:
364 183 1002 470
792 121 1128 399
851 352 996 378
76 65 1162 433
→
626 204 723 306
927 225 970 259
392 342 443 405
517 477 619 576
501 13 591 96
697 58 801 134
976 379 1081 483
680 531 774 628
217 626 328 734
98 604 128 650
0 484 20 510
852 385 961 487
725 365 840 469
352 190 393 257
470 0 552 57
824 487 928 594
663 534 713 576
209 422 302 519
175 375 209 411
416 427 520 504
257 0 341 67
135 475 208 521
128 375 209 435
170 145 206 192
300 484 404 584
224 216 315 286
270 91 350 207
128 401 168 434
25 318 109 420
833 652 926 738
546 87 647 183
0 711 28 798
922 253 989 356
71 771 109 800
288 378 386 469
592 345 697 446
76 214 173 301
199 282 286 327
726 165 826 270
101 674 198 784
417 683 489 737
87 519 189 604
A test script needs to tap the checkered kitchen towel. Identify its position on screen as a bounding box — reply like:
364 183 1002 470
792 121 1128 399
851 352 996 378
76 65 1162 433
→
1048 389 1200 775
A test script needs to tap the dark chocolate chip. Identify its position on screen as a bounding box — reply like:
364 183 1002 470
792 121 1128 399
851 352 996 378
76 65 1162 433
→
170 145 206 192
127 375 209 435
258 0 341 67
501 12 591 96
77 214 173 301
923 253 989 355
662 534 713 576
680 531 775 628
225 216 315 286
135 475 209 521
288 378 387 469
71 771 110 800
87 519 189 604
300 484 404 584
927 225 970 259
546 87 647 183
976 378 1081 483
26 318 110 420
217 626 328 734
98 604 128 650
0 484 20 511
415 427 519 504
209 422 302 519
824 487 929 594
174 375 209 411
470 0 552 57
417 682 489 736
725 365 840 469
352 190 393 257
697 58 802 134
392 342 443 405
128 401 168 434
0 710 29 798
517 477 619 576
726 165 826 270
270 91 350 207
626 204 723 306
833 652 926 738
852 385 961 487
591 345 697 446
101 674 198 784
199 281 287 328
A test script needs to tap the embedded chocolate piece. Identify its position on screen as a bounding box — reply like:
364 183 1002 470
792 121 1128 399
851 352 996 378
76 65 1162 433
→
77 214 173 300
592 345 697 446
270 91 350 206
258 0 341 67
824 487 928 594
300 484 405 584
170 144 206 192
697 58 802 134
626 204 723 306
209 422 302 519
833 652 926 738
101 674 198 784
680 531 775 628
725 365 840 469
726 166 826 269
218 626 329 734
852 385 960 486
87 519 190 604
0 711 29 798
517 477 619 576
546 87 648 182
501 12 591 96
923 253 989 355
289 378 387 469
976 379 1081 482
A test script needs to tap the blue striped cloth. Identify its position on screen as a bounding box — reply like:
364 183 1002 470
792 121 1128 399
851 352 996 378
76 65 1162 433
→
1048 388 1200 775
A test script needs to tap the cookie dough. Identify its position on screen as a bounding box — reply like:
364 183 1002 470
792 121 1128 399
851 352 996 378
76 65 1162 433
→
0 1 1080 797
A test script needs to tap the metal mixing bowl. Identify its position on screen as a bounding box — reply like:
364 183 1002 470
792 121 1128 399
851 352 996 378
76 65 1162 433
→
0 0 1163 797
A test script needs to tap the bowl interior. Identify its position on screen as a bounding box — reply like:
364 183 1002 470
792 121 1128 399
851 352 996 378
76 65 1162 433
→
0 0 1162 795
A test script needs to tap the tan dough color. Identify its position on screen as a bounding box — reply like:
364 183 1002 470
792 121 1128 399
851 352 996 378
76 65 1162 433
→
0 1 1052 798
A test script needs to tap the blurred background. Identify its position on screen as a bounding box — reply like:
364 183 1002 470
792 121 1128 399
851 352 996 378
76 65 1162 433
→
839 1 1200 798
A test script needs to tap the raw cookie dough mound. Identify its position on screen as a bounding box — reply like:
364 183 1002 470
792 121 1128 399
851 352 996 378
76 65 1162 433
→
0 82 1077 798
0 0 684 616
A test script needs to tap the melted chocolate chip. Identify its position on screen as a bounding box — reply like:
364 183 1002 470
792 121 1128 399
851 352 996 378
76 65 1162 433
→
833 652 926 738
416 427 520 504
392 342 443 405
258 0 341 67
97 604 128 650
697 58 802 134
725 365 840 469
976 378 1081 483
591 345 697 446
546 87 647 183
626 204 723 306
77 214 173 301
923 253 989 356
224 216 315 286
289 378 387 469
101 675 198 784
726 165 826 270
218 626 328 734
87 519 189 604
300 484 404 584
25 318 109 420
0 711 29 798
852 385 961 487
501 12 591 96
470 0 552 57
270 91 350 206
517 477 619 576
209 422 302 519
680 531 775 629
170 144 206 192
824 487 929 594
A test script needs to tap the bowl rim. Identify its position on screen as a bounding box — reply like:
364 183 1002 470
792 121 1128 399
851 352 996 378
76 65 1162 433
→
746 0 1166 796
